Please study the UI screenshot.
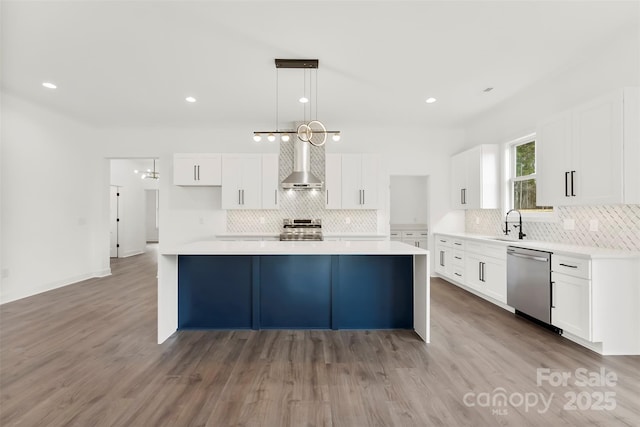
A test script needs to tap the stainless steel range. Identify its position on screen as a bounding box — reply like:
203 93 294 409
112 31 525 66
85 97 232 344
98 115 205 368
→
279 219 323 241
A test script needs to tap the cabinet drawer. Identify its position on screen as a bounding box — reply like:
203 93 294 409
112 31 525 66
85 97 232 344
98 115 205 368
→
390 232 402 241
435 236 452 247
552 255 591 279
466 241 506 260
452 250 464 266
452 266 464 281
451 239 466 250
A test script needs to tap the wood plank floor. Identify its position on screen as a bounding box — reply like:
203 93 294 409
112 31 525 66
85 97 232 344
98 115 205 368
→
1 246 638 426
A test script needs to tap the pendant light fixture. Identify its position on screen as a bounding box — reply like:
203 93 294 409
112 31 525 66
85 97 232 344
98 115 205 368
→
135 159 160 180
253 59 341 145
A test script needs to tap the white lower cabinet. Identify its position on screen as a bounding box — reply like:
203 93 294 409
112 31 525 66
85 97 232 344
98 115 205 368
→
464 245 507 303
551 272 591 341
400 230 428 249
434 236 452 277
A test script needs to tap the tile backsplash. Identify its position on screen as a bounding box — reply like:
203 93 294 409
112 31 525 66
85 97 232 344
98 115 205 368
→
465 205 640 251
227 140 377 233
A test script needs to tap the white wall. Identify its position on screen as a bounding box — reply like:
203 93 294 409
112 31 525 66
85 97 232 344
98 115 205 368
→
390 176 429 225
110 159 149 257
0 94 109 303
145 190 159 242
464 23 639 146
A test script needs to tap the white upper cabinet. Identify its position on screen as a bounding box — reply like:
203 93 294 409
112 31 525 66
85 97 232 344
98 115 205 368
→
221 154 262 209
326 153 379 210
173 154 222 186
325 153 342 209
341 154 379 210
261 154 279 210
450 144 499 210
537 87 639 206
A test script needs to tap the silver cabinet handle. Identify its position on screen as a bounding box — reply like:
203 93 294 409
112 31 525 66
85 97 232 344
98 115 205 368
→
461 188 464 205
194 165 197 181
242 189 245 205
326 190 329 204
362 189 365 205
238 189 241 205
197 165 201 180
565 172 570 197
478 262 482 281
551 281 556 308
570 171 576 197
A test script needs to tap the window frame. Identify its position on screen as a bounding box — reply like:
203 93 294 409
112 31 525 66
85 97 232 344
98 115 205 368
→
503 133 557 222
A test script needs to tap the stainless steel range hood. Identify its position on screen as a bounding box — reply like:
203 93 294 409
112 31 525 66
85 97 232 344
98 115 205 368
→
281 140 323 190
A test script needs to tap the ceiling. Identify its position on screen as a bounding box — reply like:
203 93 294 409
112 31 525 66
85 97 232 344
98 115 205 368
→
1 1 638 130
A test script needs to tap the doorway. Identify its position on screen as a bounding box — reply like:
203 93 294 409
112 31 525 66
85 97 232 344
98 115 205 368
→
390 175 430 248
109 158 160 259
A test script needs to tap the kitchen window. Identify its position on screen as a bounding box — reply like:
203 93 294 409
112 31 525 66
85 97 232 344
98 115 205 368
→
508 136 552 214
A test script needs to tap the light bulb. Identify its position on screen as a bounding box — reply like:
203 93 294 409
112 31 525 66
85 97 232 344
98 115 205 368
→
147 169 152 172
299 97 309 104
134 169 139 174
253 134 262 142
332 134 341 142
141 174 146 179
267 133 276 142
281 134 290 142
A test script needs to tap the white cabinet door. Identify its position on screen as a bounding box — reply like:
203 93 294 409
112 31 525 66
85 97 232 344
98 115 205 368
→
451 151 466 209
464 253 484 290
537 111 573 206
221 155 262 209
261 154 279 209
450 145 498 210
360 154 379 209
465 146 482 209
573 91 624 205
325 154 342 209
174 154 222 186
340 154 379 209
552 272 591 341
481 257 507 303
341 154 363 209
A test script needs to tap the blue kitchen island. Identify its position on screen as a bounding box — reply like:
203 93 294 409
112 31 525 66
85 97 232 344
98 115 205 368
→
158 240 430 343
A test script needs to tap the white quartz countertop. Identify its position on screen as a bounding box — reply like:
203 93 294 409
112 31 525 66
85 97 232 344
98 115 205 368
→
162 240 428 255
434 232 640 259
215 232 388 238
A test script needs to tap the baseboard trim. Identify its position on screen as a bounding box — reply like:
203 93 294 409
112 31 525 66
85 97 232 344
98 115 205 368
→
0 269 112 305
120 250 144 258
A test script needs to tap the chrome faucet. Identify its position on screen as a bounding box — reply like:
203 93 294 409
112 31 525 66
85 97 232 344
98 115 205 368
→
503 209 527 240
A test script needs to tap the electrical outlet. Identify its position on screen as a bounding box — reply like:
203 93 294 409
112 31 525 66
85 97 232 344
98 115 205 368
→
1 269 8 279
589 219 599 232
563 218 575 230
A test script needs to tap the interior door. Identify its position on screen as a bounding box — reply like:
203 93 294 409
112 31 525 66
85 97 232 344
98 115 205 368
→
110 186 120 258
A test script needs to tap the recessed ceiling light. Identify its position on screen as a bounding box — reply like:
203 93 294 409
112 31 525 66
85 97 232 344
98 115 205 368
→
425 97 437 104
42 82 57 89
299 97 309 104
185 96 197 103
483 87 494 92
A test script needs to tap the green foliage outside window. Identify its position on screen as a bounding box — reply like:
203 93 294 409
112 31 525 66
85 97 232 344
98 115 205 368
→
513 141 552 212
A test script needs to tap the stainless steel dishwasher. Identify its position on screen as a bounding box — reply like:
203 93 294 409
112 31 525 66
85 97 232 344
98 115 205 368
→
507 246 560 332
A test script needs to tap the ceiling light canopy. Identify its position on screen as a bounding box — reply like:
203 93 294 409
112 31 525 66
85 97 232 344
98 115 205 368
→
425 97 437 104
42 82 57 89
253 58 341 146
185 96 197 103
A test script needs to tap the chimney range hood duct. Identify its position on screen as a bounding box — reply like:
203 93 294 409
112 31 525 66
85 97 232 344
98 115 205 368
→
281 140 323 190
